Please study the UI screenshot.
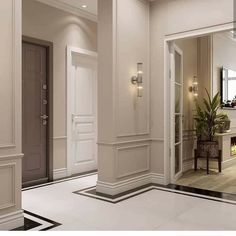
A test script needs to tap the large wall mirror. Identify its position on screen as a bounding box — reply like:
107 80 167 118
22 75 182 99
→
221 67 236 106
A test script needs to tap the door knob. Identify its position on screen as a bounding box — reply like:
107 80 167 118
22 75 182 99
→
40 114 49 120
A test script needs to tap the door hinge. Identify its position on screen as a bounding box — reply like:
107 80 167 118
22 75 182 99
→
169 148 171 157
169 70 171 79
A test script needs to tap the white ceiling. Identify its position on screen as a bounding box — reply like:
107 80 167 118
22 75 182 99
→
58 0 97 16
37 0 154 22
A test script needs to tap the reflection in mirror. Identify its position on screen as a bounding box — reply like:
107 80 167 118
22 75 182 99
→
221 67 236 107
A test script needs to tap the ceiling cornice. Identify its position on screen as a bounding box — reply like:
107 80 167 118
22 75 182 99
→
36 0 97 22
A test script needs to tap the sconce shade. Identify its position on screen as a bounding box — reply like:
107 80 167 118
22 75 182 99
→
131 63 143 97
189 76 198 96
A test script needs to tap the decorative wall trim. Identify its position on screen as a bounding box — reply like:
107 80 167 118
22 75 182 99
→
115 144 150 179
150 173 165 185
0 153 23 161
96 173 151 196
53 168 68 180
117 132 150 138
53 136 67 140
0 0 17 149
36 0 97 22
0 210 24 230
115 0 150 138
97 138 152 146
96 172 165 196
0 163 16 210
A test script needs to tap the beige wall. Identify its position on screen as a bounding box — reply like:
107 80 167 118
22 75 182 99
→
0 0 24 230
150 0 233 176
212 32 236 128
22 0 97 171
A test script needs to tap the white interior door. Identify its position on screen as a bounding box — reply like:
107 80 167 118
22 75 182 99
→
67 47 97 175
170 43 183 182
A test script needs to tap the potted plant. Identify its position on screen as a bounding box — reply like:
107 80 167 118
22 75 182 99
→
194 90 229 158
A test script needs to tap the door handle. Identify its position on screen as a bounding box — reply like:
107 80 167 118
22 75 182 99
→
40 114 49 120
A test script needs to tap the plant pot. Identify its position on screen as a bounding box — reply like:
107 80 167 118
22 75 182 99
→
197 140 219 158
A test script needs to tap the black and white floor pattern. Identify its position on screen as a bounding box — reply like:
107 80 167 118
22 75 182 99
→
12 210 61 231
20 172 236 230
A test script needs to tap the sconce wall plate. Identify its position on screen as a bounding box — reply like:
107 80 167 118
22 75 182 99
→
131 63 143 97
189 76 198 97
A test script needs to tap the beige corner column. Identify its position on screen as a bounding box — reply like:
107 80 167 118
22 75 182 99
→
97 0 162 195
0 0 24 230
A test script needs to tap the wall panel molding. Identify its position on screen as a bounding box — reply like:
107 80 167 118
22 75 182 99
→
115 0 150 138
0 0 17 149
115 144 150 179
96 172 165 196
0 210 24 231
53 168 68 180
97 138 152 146
0 163 16 210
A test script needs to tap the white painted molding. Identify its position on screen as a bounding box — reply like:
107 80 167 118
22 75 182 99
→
53 136 67 140
0 210 24 230
0 0 18 150
0 163 16 210
96 172 165 196
97 137 165 147
0 153 23 161
165 22 235 41
115 144 150 179
150 173 165 185
96 173 151 196
97 138 152 146
53 168 68 180
36 0 97 22
115 0 150 139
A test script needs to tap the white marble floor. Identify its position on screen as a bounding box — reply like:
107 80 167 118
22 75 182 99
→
22 174 236 231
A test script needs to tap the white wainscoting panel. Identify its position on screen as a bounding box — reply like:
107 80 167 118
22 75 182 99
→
115 144 150 179
0 164 15 210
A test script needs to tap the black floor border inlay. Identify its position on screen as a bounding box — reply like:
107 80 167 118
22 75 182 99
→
22 170 97 192
12 210 61 231
74 183 236 205
12 217 41 231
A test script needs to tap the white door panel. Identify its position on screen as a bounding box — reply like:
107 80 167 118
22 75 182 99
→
68 48 97 175
170 43 183 182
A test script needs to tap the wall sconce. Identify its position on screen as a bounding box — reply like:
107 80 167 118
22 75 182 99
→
131 63 143 97
189 76 198 97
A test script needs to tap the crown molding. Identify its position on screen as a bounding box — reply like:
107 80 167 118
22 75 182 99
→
36 0 97 22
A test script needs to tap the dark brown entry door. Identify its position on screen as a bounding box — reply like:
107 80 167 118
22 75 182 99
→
22 42 48 186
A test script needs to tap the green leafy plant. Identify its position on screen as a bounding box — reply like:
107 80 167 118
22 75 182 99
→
194 89 228 141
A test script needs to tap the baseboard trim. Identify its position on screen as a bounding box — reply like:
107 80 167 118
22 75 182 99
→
0 210 24 230
183 159 194 172
150 173 165 185
53 168 67 180
96 172 165 196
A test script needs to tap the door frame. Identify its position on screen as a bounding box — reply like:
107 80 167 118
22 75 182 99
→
66 46 98 177
22 36 54 184
163 22 235 185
